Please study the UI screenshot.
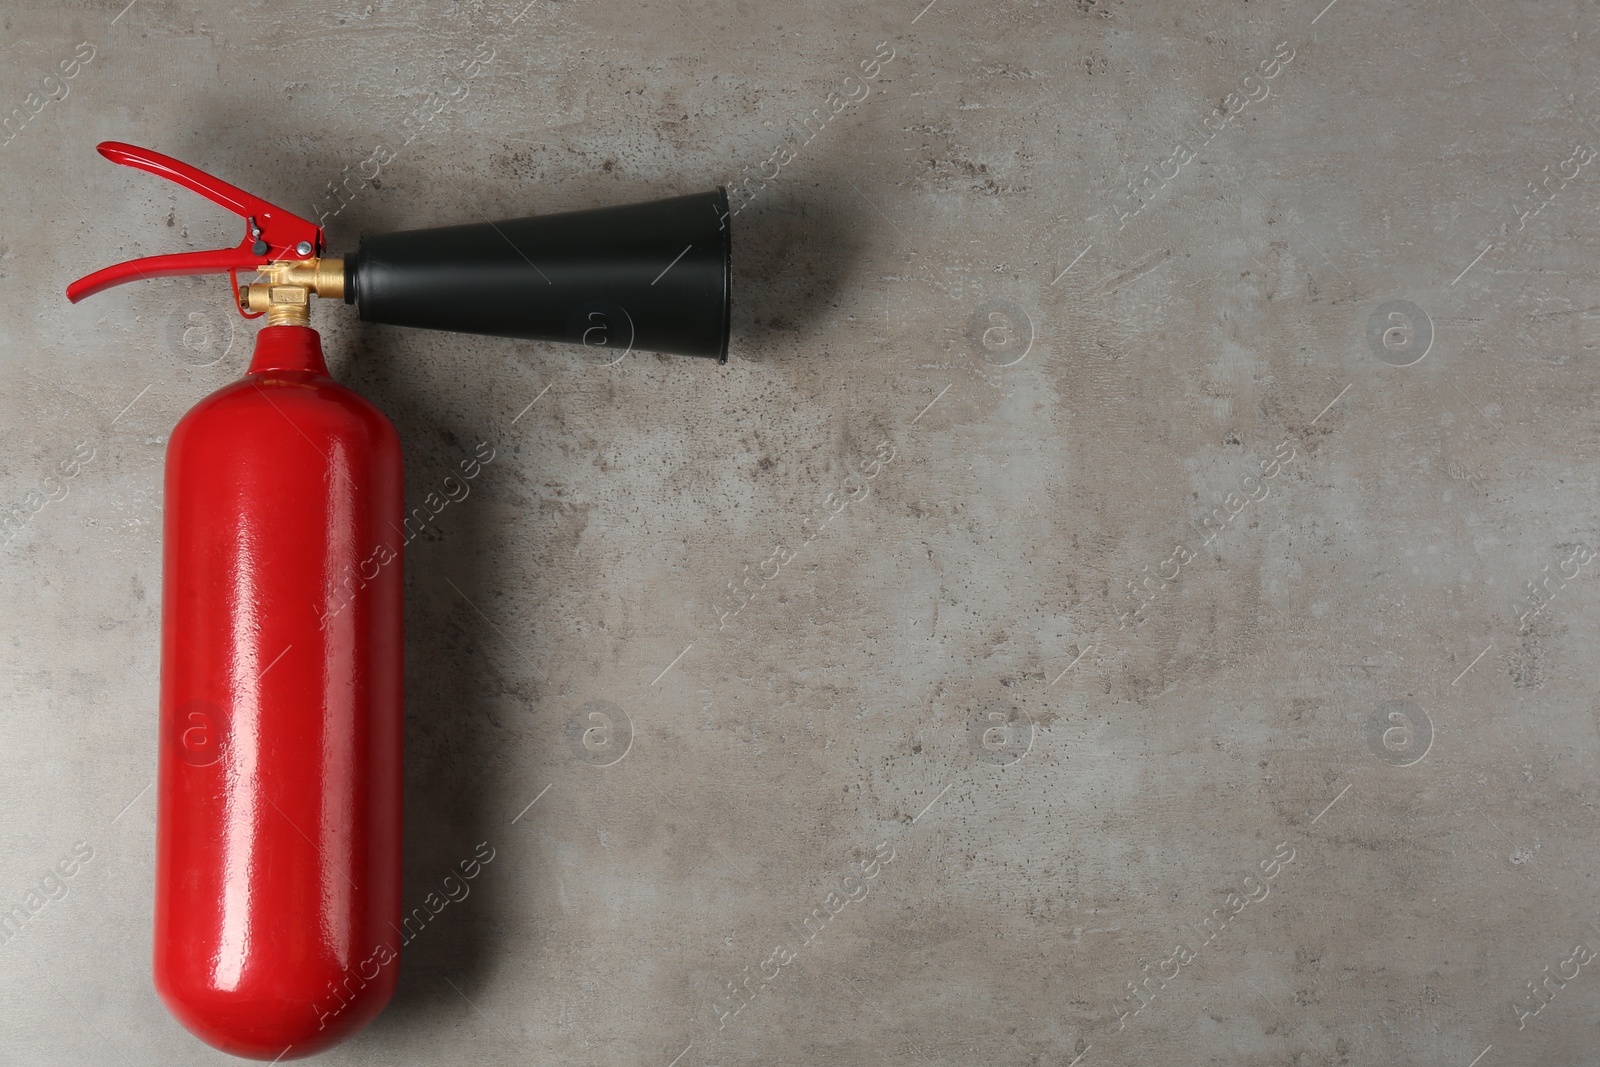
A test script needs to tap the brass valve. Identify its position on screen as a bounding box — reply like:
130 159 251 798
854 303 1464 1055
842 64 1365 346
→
238 257 345 327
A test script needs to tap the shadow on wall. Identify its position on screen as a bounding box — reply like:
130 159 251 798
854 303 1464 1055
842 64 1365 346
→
337 319 537 1041
726 180 871 361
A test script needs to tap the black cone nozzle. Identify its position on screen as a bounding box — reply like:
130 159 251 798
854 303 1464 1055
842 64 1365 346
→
346 189 732 362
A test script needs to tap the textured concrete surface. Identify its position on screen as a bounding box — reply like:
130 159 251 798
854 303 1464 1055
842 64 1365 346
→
4 0 1600 1063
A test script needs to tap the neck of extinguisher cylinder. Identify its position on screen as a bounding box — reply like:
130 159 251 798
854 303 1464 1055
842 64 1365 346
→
247 324 329 376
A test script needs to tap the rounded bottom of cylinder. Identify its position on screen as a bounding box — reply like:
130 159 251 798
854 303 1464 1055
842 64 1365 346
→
156 966 397 1060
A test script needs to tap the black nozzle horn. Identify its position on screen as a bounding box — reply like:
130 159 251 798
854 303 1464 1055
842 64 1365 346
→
346 189 731 362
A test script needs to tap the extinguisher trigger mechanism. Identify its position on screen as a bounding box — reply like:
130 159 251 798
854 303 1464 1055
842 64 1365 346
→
64 141 342 326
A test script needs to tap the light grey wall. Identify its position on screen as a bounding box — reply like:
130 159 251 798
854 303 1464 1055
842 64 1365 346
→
0 0 1595 1064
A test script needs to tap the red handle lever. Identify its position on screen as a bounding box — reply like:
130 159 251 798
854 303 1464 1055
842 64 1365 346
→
65 142 324 303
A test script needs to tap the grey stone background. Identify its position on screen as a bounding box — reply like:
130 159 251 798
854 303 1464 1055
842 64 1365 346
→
2 0 1598 1063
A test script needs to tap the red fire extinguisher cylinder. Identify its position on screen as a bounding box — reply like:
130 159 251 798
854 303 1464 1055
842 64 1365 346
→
155 325 404 1059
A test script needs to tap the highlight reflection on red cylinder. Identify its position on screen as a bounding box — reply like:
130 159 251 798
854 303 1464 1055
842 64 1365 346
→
155 325 403 1060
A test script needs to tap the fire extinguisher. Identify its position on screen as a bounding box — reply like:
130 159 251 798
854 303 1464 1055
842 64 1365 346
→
67 141 731 1060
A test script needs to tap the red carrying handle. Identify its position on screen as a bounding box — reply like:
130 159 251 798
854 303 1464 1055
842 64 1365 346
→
65 142 325 304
